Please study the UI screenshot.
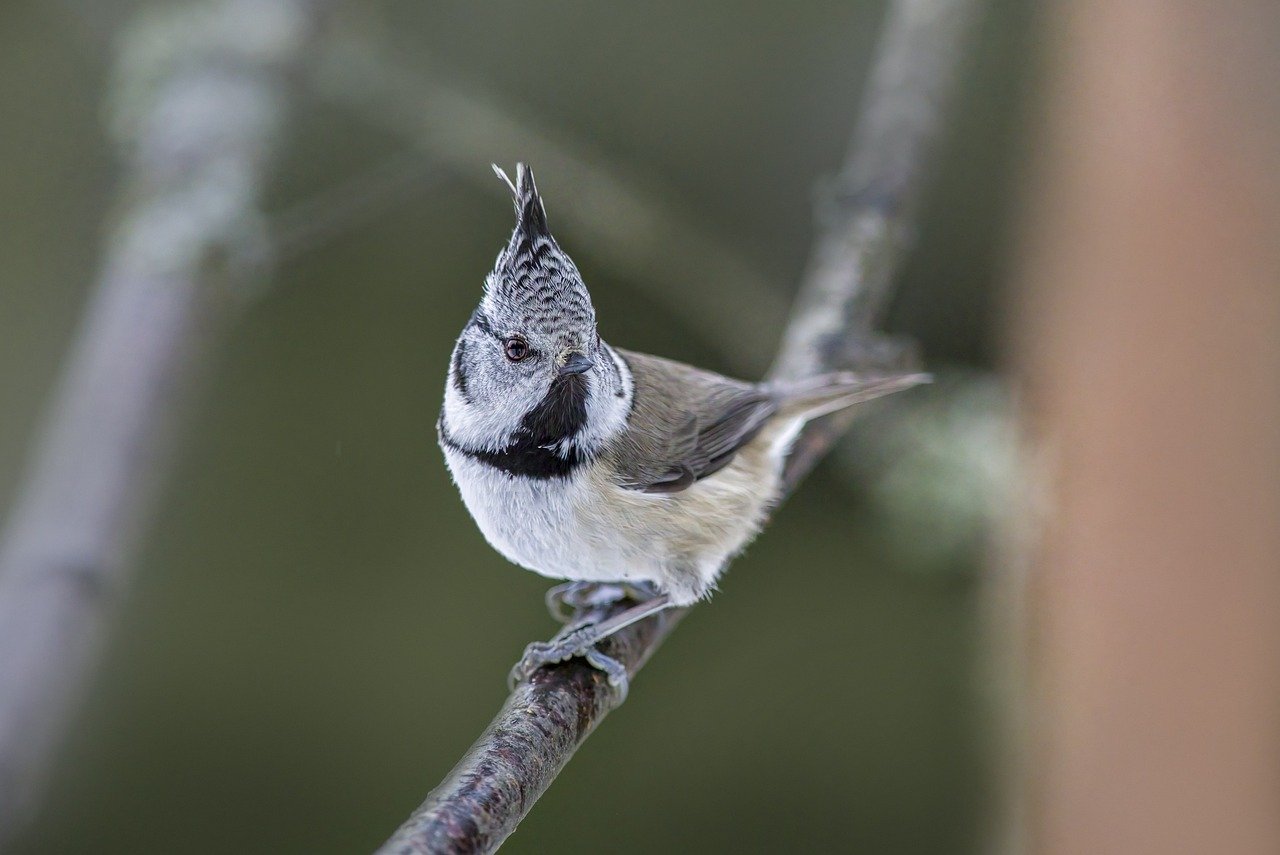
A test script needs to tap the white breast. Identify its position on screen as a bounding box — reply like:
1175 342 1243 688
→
442 448 618 584
441 415 801 605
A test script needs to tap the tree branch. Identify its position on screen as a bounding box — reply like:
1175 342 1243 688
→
376 1 981 852
0 0 330 844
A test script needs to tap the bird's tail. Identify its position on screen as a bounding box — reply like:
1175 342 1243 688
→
772 371 930 421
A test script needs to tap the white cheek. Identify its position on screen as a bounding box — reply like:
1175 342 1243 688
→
577 385 628 449
443 363 543 451
573 345 633 451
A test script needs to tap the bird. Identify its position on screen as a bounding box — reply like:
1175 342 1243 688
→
438 164 927 693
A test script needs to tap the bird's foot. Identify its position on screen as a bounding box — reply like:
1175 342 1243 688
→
544 580 659 624
508 619 629 699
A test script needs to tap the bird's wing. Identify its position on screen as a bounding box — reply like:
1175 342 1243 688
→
607 349 778 494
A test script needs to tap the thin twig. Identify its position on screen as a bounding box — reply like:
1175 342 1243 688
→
376 1 981 852
0 0 330 844
268 152 452 266
309 33 788 373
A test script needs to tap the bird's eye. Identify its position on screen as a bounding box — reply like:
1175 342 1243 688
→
503 337 530 361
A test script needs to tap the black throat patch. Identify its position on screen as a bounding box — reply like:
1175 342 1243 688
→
440 373 591 479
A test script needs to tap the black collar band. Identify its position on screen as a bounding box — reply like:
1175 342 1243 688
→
438 418 587 480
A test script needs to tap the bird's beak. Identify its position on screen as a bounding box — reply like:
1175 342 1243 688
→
558 352 594 376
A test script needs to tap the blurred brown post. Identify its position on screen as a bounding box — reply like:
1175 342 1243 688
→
1016 2 1280 854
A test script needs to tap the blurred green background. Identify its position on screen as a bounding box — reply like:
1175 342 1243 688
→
1 1 1031 851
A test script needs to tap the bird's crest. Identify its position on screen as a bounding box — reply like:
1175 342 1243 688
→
485 164 594 333
492 163 549 240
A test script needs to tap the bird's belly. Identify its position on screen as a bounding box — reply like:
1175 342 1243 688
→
443 450 658 584
442 439 785 602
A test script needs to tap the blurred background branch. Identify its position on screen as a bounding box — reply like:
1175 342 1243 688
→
308 30 788 373
376 1 981 852
0 0 331 843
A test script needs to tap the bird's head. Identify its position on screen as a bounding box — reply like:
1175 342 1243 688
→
442 164 630 458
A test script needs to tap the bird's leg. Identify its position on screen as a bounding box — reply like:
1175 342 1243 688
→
544 580 660 623
509 594 673 699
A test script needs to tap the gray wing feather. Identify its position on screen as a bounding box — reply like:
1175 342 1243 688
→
608 349 777 493
607 349 929 494
686 392 777 475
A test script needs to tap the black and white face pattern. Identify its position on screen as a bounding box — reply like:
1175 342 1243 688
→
440 166 632 478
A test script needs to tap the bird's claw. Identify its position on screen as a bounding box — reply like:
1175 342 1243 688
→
508 620 630 700
583 648 629 700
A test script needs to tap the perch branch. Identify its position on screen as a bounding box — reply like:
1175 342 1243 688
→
376 1 980 852
0 0 330 844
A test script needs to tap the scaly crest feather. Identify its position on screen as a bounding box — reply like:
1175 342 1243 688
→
484 163 595 336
